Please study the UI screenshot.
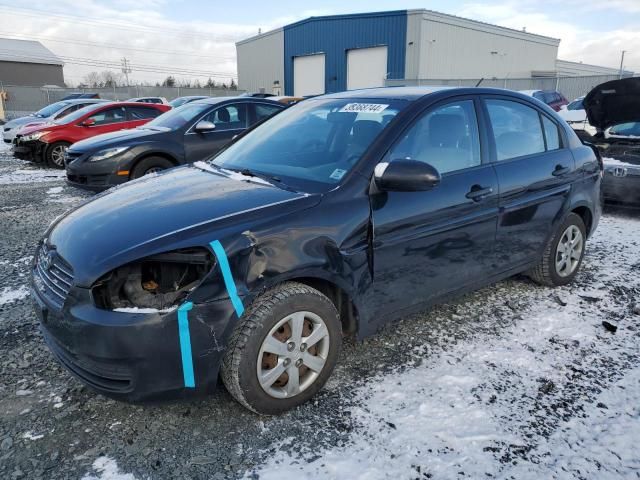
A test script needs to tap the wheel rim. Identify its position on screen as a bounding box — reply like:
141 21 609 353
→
50 145 68 167
257 311 330 399
144 166 164 175
555 225 583 277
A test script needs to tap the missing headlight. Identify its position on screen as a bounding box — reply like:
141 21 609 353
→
92 248 214 310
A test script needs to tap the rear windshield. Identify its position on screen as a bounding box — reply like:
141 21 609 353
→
35 101 70 118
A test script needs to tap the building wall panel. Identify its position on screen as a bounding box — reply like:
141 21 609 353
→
283 11 407 95
236 29 284 93
0 61 64 87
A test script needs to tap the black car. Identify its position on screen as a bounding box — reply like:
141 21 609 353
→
583 77 640 206
64 97 285 190
32 87 601 414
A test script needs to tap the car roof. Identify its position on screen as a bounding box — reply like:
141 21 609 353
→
319 86 454 101
191 96 282 105
63 98 107 104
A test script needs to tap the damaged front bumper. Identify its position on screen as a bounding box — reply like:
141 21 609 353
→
12 138 45 162
32 280 240 401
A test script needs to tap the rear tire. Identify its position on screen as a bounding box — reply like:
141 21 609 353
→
130 156 173 179
221 282 341 415
45 141 71 168
528 213 586 287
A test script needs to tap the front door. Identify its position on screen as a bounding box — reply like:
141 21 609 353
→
184 103 248 162
483 96 576 269
366 98 500 321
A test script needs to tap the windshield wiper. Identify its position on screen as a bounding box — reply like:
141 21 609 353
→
224 166 297 192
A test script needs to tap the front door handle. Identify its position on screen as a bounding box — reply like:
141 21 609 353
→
466 185 493 201
552 165 571 176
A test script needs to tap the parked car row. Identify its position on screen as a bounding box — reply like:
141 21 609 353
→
31 84 604 414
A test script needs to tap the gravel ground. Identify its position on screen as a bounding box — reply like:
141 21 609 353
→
0 143 639 480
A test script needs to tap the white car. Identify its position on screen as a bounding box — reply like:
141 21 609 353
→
557 96 597 139
2 99 106 144
126 97 169 105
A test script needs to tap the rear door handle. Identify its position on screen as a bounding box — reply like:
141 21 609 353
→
552 165 571 176
466 185 493 201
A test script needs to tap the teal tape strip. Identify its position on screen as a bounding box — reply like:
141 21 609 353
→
177 301 195 388
209 240 245 317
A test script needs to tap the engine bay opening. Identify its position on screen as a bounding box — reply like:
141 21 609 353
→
92 248 214 310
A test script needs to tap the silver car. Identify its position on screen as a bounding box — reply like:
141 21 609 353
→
2 99 106 144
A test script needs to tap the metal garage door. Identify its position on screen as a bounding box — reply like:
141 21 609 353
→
347 46 388 90
293 54 325 97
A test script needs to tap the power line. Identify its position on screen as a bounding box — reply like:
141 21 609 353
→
0 30 237 61
0 4 246 43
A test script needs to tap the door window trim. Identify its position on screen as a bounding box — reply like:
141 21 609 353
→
479 95 568 164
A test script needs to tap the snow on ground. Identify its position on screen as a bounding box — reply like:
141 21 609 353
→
248 214 640 480
0 285 29 306
0 168 65 185
81 457 137 480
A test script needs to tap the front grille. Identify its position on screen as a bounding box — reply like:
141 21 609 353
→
33 245 74 309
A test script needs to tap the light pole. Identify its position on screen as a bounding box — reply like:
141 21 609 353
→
619 50 626 79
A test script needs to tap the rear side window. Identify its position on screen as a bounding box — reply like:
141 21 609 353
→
486 100 545 161
388 100 481 174
254 104 282 123
128 106 162 120
542 115 561 150
86 107 126 126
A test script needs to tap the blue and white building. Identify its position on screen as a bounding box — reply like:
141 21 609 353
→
236 9 567 96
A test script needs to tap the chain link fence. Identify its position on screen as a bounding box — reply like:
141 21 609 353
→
0 85 246 120
385 74 632 104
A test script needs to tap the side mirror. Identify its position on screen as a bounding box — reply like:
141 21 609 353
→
374 159 441 192
194 120 216 132
80 118 96 127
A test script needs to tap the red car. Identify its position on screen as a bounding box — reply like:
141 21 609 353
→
13 102 170 168
518 90 569 111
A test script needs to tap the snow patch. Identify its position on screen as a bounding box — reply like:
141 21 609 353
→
46 186 63 194
0 285 29 305
0 168 65 185
113 306 178 314
193 161 272 186
602 156 636 168
81 457 137 480
22 431 44 441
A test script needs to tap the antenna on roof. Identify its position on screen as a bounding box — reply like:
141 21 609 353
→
258 28 262 34
522 27 526 32
475 78 484 87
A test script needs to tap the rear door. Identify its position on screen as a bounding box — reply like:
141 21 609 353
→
73 106 128 141
366 97 500 318
183 103 248 162
482 96 575 270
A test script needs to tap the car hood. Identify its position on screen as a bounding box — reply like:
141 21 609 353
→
19 122 57 136
70 127 165 152
584 77 640 130
47 165 318 286
5 116 36 129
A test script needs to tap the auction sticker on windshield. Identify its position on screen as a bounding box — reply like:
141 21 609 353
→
339 103 389 113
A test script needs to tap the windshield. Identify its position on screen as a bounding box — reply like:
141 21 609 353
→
609 122 640 137
144 102 210 130
53 103 105 125
567 98 584 111
208 98 406 192
35 101 70 118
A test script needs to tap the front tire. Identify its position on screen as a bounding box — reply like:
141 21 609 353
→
130 156 173 179
221 282 341 415
529 213 586 287
45 141 71 168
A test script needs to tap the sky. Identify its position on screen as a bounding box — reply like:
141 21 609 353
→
1 0 639 86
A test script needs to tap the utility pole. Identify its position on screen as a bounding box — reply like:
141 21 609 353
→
619 50 626 79
121 57 132 86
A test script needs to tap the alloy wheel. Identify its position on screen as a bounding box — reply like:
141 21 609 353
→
50 145 68 167
257 311 330 399
555 225 583 277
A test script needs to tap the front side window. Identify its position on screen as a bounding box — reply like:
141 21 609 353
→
387 100 481 174
208 98 406 192
486 99 546 161
87 107 126 126
204 104 248 131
